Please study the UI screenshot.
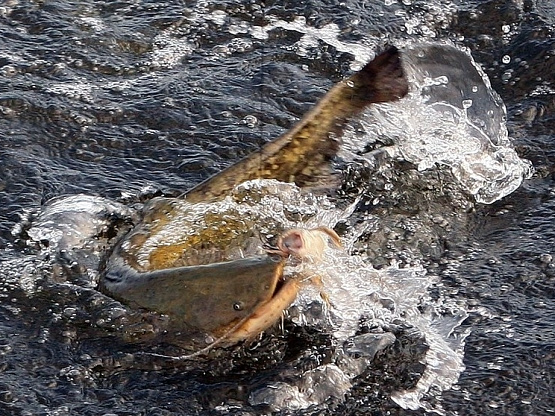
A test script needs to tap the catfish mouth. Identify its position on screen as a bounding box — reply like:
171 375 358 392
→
220 256 301 343
273 272 287 296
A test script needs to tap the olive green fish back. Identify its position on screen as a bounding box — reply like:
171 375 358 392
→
102 255 284 335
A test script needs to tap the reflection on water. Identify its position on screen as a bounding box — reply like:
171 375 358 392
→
0 1 554 415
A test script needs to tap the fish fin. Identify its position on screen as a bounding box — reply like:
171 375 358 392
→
350 46 410 105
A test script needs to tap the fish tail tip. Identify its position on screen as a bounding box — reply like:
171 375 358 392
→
358 45 409 102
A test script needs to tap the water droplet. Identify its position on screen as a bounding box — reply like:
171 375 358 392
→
502 55 511 64
539 253 552 264
501 70 513 82
501 24 511 34
435 75 449 85
243 114 258 128
63 307 78 318
0 65 17 77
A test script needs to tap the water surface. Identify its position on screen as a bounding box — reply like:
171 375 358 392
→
0 0 554 415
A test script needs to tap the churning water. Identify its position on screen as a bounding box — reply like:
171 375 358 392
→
0 1 554 415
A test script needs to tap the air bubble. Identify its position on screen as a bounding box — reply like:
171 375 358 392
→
501 70 513 82
243 115 258 128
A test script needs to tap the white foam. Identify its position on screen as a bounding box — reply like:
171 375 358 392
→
157 180 470 412
342 42 532 204
149 32 194 69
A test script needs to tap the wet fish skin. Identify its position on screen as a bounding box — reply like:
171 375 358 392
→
102 255 285 335
185 46 409 203
102 47 410 344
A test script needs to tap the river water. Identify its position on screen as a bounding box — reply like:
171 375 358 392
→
0 0 554 415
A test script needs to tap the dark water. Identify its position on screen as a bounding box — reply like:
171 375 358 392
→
0 0 554 415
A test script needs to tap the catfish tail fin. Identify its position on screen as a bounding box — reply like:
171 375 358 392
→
349 46 409 106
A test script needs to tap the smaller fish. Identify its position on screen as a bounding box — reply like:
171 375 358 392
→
267 227 342 262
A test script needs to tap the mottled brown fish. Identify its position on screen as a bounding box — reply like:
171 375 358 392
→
101 46 409 349
185 46 409 203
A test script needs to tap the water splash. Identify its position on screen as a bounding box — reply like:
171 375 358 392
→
253 242 469 412
144 178 468 411
23 180 469 412
343 42 532 204
26 194 136 251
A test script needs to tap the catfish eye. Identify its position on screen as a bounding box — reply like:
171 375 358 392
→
233 302 244 311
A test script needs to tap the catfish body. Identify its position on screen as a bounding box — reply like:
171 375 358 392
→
101 47 409 345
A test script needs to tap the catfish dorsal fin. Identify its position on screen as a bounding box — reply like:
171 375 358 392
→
185 47 408 203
